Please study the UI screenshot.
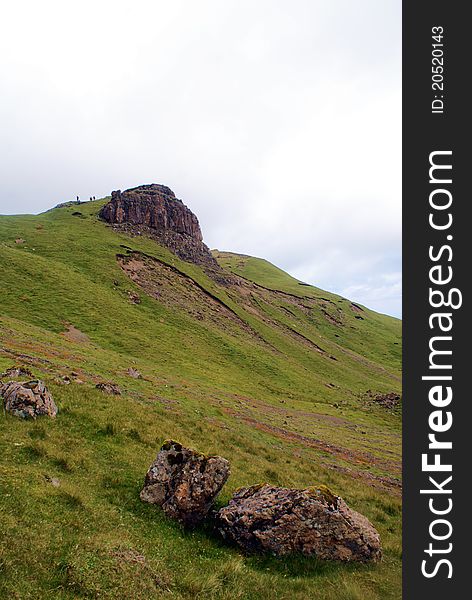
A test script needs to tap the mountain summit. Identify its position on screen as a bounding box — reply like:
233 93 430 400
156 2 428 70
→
99 184 215 266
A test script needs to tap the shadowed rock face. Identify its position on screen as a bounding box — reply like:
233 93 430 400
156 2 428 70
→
216 484 382 562
100 185 202 240
99 185 217 266
140 440 230 527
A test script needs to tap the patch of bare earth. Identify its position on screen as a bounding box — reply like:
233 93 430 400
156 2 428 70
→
118 252 255 335
61 323 90 344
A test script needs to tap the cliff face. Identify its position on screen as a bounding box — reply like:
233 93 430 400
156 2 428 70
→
99 184 216 266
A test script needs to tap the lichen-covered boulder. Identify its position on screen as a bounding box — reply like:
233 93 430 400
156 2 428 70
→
216 484 381 562
140 440 230 527
1 380 58 419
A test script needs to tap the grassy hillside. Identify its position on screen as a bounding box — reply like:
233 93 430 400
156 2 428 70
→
0 200 401 599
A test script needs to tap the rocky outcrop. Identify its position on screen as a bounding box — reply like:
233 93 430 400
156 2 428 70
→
140 440 230 527
216 484 382 562
100 185 201 239
99 184 217 266
0 380 58 419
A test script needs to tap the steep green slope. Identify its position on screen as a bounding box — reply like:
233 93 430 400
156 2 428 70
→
0 200 401 599
214 250 401 373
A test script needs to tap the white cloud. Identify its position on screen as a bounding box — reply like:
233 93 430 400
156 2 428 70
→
0 0 401 316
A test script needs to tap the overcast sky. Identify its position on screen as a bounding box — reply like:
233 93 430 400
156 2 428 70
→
0 0 401 317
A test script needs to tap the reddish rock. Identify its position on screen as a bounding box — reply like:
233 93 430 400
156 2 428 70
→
99 185 216 266
216 484 382 562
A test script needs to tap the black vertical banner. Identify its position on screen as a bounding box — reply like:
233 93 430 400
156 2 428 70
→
403 2 469 598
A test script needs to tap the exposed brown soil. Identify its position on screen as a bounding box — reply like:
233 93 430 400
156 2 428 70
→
118 252 256 336
61 323 90 344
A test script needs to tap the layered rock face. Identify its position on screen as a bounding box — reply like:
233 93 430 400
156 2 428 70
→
216 484 382 562
99 185 216 266
140 440 230 527
0 380 58 419
100 185 202 239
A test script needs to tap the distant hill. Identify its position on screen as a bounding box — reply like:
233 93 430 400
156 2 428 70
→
0 188 401 599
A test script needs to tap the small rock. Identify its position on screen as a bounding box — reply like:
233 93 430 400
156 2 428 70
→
140 440 230 527
216 484 381 562
95 382 121 395
128 291 141 304
127 367 142 379
1 380 58 419
69 372 85 384
44 475 61 487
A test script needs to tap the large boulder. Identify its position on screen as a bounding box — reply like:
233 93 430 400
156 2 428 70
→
216 484 382 562
140 440 230 527
0 380 58 419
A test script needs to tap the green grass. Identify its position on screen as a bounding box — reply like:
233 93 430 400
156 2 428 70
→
0 200 401 599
